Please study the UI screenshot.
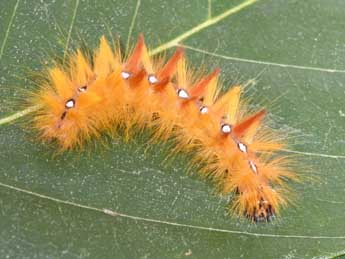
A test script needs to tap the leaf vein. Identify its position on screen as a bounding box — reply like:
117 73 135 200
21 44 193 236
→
1 181 345 240
181 44 345 73
281 148 345 160
0 0 20 60
207 0 212 19
63 0 80 60
0 105 41 125
125 0 141 53
150 0 260 55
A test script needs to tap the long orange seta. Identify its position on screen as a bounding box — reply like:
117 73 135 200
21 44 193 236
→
27 34 298 222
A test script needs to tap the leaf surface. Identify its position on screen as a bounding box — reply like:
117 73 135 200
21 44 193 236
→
0 0 345 258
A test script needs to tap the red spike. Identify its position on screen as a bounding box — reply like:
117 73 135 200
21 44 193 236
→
152 77 171 92
128 68 147 86
233 110 266 137
157 47 184 80
124 34 145 73
189 67 220 98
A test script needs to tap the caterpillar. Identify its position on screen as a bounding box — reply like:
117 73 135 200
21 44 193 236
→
26 34 298 222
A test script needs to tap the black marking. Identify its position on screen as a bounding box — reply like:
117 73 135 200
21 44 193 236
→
60 111 67 120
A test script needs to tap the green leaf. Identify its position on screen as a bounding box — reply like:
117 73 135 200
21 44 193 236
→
1 0 345 258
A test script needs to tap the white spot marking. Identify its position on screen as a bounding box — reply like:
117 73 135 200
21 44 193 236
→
249 161 258 174
121 71 131 79
65 99 75 109
221 124 231 134
177 89 190 99
238 142 247 153
148 75 158 84
78 86 87 92
200 106 208 114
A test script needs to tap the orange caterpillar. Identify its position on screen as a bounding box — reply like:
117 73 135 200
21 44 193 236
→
28 34 298 222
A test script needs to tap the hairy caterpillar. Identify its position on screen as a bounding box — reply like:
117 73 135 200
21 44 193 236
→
26 34 298 222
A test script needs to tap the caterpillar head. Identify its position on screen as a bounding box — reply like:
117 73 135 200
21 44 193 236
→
250 198 275 222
